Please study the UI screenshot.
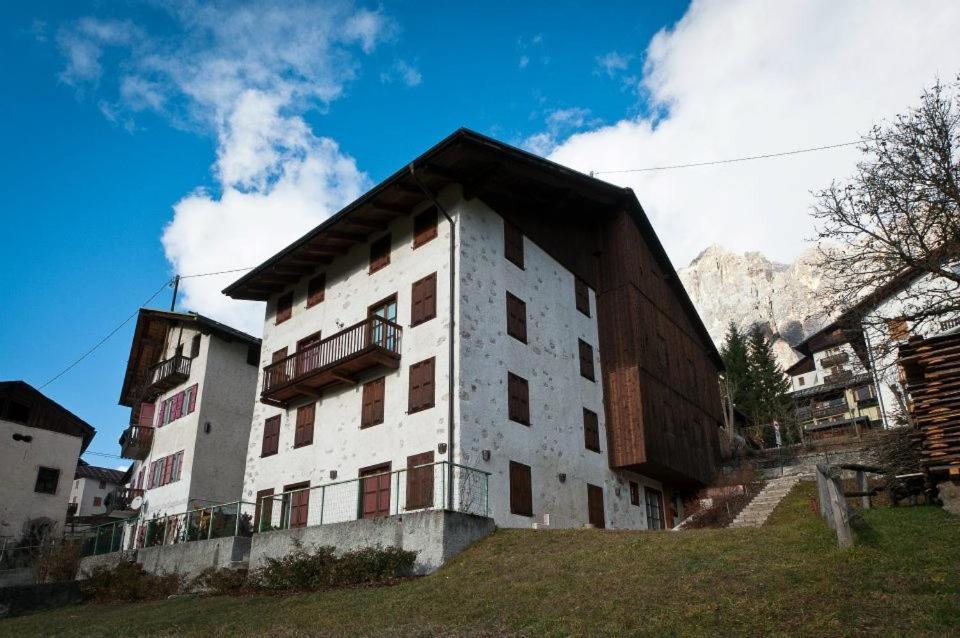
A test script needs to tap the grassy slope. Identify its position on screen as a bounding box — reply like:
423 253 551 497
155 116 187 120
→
3 482 958 638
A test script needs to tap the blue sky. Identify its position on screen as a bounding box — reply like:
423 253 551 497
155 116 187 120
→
3 0 959 466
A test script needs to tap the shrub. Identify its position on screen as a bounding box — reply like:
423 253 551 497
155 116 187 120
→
247 545 417 593
81 562 182 602
330 546 417 587
35 540 82 583
192 567 250 595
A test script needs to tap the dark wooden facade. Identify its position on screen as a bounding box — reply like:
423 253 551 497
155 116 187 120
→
0 381 95 451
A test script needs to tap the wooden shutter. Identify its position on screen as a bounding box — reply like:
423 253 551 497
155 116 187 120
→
405 451 435 510
361 377 385 427
294 402 315 447
191 334 201 358
174 451 184 481
505 292 527 343
413 207 438 248
187 384 198 413
411 273 437 327
254 488 275 532
583 408 600 452
587 484 605 528
138 402 155 428
509 461 532 516
408 358 436 413
261 415 281 457
275 292 293 324
161 455 174 486
507 373 530 425
575 278 590 316
283 482 310 528
369 234 391 273
270 347 289 387
359 463 392 518
504 221 524 268
629 481 640 506
307 273 326 307
578 339 595 381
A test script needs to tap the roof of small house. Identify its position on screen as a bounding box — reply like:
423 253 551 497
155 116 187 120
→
75 461 126 484
0 380 96 452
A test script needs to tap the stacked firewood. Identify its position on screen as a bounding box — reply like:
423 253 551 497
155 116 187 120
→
899 332 960 479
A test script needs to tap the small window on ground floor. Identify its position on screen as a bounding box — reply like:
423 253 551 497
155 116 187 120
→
645 487 664 530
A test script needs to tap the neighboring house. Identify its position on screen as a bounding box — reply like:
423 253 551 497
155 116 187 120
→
68 462 126 519
0 381 95 543
785 325 883 440
116 309 261 531
225 128 723 533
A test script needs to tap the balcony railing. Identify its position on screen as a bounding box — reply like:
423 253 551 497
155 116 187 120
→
820 352 849 367
143 354 191 400
941 317 960 332
823 370 854 385
262 315 402 406
107 487 144 514
119 425 154 460
812 398 849 419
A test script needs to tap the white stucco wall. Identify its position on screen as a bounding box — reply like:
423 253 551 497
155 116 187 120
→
789 342 865 393
69 476 120 517
0 419 81 541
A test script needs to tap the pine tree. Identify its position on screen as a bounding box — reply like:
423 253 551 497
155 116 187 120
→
719 322 751 432
746 325 794 441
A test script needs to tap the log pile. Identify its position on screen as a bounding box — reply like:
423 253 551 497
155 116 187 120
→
898 332 960 479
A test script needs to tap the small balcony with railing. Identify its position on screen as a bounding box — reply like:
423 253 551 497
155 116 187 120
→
812 398 849 419
119 425 154 460
106 487 144 516
823 369 854 386
819 352 849 367
261 315 402 407
142 354 192 401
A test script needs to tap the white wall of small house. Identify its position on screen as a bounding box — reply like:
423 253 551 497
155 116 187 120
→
241 186 457 523
0 419 80 541
69 476 120 517
455 196 661 530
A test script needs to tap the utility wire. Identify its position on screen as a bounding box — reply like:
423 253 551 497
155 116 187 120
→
591 139 865 175
83 451 127 460
179 266 255 279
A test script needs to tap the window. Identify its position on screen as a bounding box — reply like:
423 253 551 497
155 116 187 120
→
508 373 530 425
35 467 60 494
504 221 524 268
798 376 806 387
629 481 640 506
190 334 201 358
587 484 605 528
93 496 103 507
413 207 438 248
294 402 315 448
505 292 527 343
283 482 310 528
411 273 437 327
369 234 391 273
575 278 590 316
146 451 184 489
361 377 385 427
261 415 281 457
583 408 600 452
275 292 293 325
359 463 392 519
254 488 275 532
578 339 595 381
296 332 323 375
99 480 107 489
307 273 326 308
369 296 399 350
645 487 665 530
886 317 909 341
405 451 435 510
408 357 436 413
156 384 198 427
509 461 533 516
854 386 875 402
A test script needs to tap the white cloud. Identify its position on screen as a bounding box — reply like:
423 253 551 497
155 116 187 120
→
522 107 599 156
380 60 422 87
56 1 391 333
518 55 530 69
595 51 632 77
547 0 960 268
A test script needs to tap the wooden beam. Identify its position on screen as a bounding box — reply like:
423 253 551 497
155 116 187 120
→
294 384 322 399
329 372 357 385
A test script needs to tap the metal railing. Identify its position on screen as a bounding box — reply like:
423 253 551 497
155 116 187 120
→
262 315 402 394
107 487 144 512
80 519 135 557
138 501 256 549
256 461 489 533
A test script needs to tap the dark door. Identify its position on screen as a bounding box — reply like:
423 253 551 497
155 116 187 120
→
405 452 434 510
283 482 310 529
359 463 392 519
587 484 605 529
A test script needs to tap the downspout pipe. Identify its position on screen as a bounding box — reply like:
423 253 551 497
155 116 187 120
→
408 164 456 511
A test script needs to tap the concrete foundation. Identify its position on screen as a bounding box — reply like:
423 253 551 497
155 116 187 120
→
77 537 251 581
250 510 494 575
0 568 36 588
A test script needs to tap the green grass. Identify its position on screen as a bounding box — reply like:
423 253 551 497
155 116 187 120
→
3 482 958 637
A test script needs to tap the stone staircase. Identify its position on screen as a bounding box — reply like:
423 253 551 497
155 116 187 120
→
728 475 801 528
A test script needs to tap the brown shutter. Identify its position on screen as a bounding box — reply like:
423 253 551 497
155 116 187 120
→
504 221 524 268
254 488 275 532
369 234 391 273
408 358 436 413
583 408 600 452
509 461 532 516
261 415 281 457
405 451 435 510
307 273 326 307
505 292 527 343
411 273 437 327
361 377 385 427
294 403 315 447
270 347 289 387
359 463 392 518
283 482 310 528
507 372 530 425
275 292 293 324
413 207 438 248
575 278 590 316
138 402 155 428
578 339 595 381
587 484 605 528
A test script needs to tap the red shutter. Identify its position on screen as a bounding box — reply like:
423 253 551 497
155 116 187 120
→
137 468 145 489
146 462 154 489
294 403 315 447
161 455 173 486
410 273 437 327
138 403 155 428
187 384 198 413
412 207 438 248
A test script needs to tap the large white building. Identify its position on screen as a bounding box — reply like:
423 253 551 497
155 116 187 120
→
0 381 95 543
226 129 723 533
117 310 260 532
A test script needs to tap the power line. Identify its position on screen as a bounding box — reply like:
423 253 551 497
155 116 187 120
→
180 266 255 279
38 279 173 390
83 451 127 460
591 139 865 175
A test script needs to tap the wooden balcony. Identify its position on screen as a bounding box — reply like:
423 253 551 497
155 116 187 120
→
820 352 849 367
143 354 191 400
107 487 144 514
119 425 154 460
823 370 854 386
812 399 848 419
262 316 402 406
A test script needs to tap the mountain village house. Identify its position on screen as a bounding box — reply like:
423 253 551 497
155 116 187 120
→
68 463 127 521
224 129 723 537
0 381 95 544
